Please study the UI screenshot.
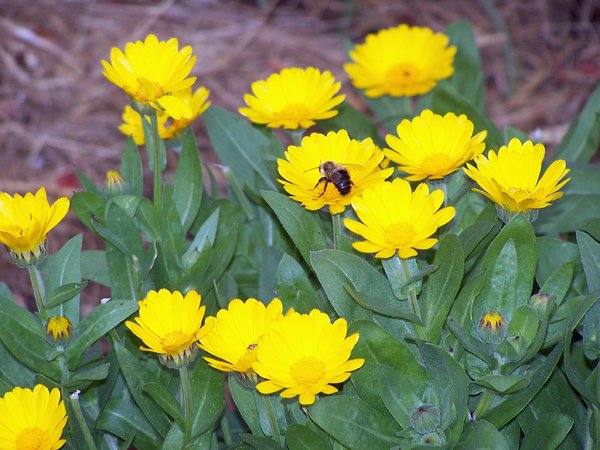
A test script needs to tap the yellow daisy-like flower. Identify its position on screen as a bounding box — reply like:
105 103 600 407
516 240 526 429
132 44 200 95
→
344 24 456 97
253 309 365 406
46 316 72 342
119 105 170 145
125 289 207 368
344 178 456 259
463 138 570 213
0 187 70 267
277 129 394 214
238 67 345 129
163 86 211 138
197 297 284 374
0 384 67 450
385 109 487 180
102 34 197 119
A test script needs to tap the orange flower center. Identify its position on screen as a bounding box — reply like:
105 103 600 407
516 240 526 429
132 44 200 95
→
290 356 325 385
384 222 416 247
420 153 453 176
280 103 310 121
162 331 192 354
16 427 46 450
386 63 420 87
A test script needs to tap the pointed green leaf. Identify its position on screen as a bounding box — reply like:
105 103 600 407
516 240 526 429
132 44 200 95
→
521 413 573 450
120 137 144 196
189 359 225 438
173 130 203 231
277 253 319 313
45 282 87 309
286 424 331 450
143 382 184 429
458 420 509 450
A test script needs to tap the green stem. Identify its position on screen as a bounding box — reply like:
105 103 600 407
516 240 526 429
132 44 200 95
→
150 111 163 213
220 413 233 446
332 213 344 250
400 258 427 340
69 390 97 450
28 265 45 312
179 366 193 444
262 394 282 446
473 391 495 420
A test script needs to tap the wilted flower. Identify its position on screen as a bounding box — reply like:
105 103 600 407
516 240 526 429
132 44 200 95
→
0 384 67 449
344 179 455 258
102 34 197 119
0 187 69 267
197 298 284 374
344 25 456 97
385 109 487 180
239 67 345 129
463 138 570 219
277 129 393 214
125 289 207 368
253 309 364 405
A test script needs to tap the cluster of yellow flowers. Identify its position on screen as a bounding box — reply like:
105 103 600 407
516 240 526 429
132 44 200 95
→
125 290 364 406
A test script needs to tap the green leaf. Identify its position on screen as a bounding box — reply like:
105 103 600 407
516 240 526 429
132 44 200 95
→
263 191 328 268
508 306 539 350
459 220 500 260
183 208 220 264
67 362 110 385
577 231 600 359
189 359 225 438
136 198 162 242
142 111 167 171
70 191 107 230
350 320 424 412
319 102 381 142
120 137 143 196
447 318 496 368
457 420 509 450
538 262 574 308
286 424 332 450
474 375 530 394
173 130 203 232
239 434 282 450
379 365 424 429
0 339 35 389
45 282 87 309
277 253 319 313
204 106 276 190
228 375 265 436
422 235 464 343
66 300 139 369
81 250 110 286
365 95 412 132
343 283 421 323
76 169 102 195
143 382 184 429
521 413 573 450
553 84 600 163
444 20 485 111
308 396 400 450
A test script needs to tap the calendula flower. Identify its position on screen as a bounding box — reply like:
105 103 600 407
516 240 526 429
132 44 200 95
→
385 109 487 180
344 25 456 97
463 138 570 214
253 309 364 405
0 187 69 267
197 298 284 374
344 178 455 259
125 289 207 368
46 316 72 342
478 312 507 344
0 384 67 450
239 67 345 129
119 105 170 145
164 86 211 138
277 129 394 214
102 34 197 119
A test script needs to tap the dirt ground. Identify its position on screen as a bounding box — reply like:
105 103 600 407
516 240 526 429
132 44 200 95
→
1 0 599 306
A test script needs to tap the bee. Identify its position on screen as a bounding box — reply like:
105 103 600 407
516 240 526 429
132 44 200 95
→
312 161 354 197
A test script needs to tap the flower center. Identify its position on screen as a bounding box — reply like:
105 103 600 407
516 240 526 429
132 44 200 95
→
384 222 416 247
420 153 453 176
161 331 191 354
15 427 46 450
280 103 310 120
136 77 165 101
290 356 325 385
386 63 420 87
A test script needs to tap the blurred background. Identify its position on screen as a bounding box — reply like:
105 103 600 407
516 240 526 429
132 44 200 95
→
1 0 599 305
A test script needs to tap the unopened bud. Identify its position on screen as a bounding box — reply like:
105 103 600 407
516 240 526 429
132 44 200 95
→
104 170 128 196
529 292 552 314
410 403 441 434
478 311 507 344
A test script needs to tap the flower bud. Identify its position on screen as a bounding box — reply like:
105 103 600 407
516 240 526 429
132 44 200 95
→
478 311 507 344
46 315 73 344
529 292 552 314
415 430 446 446
104 170 128 196
409 403 441 434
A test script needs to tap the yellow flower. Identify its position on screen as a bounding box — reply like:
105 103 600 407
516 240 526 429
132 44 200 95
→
46 316 72 342
253 309 364 405
119 105 170 145
0 187 69 266
102 34 197 119
197 298 284 374
344 178 455 259
0 384 67 450
344 25 456 97
277 130 394 214
478 312 507 344
238 67 345 129
385 109 487 180
125 289 207 368
463 138 570 213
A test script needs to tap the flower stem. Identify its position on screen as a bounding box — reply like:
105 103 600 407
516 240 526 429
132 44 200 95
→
262 394 282 446
27 265 45 312
69 390 97 450
179 366 193 444
332 213 344 250
400 258 427 340
149 110 163 213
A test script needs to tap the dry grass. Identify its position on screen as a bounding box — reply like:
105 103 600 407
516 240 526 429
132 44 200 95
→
1 0 599 305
